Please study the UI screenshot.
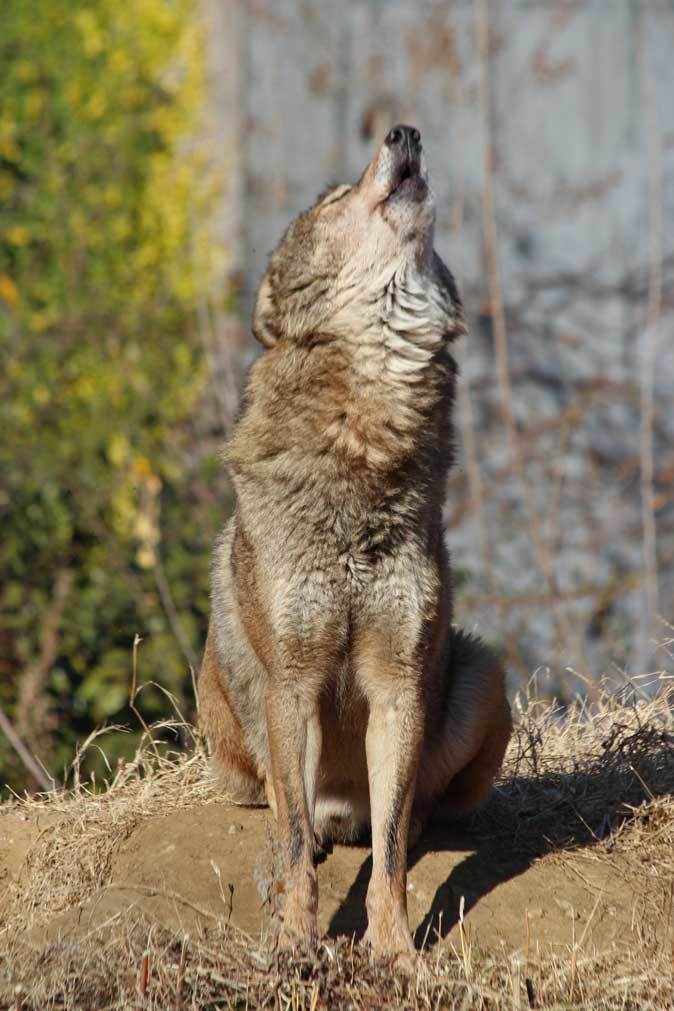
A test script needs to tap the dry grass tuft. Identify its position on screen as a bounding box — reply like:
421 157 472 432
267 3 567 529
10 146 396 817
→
1 678 674 1010
481 673 674 858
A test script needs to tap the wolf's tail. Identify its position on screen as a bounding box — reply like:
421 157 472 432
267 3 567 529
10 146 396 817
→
417 627 512 819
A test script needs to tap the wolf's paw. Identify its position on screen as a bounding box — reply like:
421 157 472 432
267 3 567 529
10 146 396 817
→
363 919 417 972
277 901 318 952
312 831 333 865
407 813 426 852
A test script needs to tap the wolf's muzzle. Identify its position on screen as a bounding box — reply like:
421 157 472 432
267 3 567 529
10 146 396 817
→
385 124 422 178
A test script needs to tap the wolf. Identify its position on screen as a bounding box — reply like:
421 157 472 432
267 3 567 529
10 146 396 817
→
199 125 512 961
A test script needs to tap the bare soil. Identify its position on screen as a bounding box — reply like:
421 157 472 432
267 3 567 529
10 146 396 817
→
1 801 643 956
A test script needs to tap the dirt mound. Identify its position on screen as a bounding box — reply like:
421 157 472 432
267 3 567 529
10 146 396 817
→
1 686 673 1009
12 803 640 954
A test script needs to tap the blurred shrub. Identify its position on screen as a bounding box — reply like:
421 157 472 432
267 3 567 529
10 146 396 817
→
0 0 230 790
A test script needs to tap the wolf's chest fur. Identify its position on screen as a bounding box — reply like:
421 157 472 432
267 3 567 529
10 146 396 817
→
229 261 456 493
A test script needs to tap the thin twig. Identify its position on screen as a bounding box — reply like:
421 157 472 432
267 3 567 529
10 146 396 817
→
0 701 55 792
637 51 662 671
129 635 161 761
104 883 220 922
138 951 150 998
174 935 188 1011
16 568 73 741
153 557 200 675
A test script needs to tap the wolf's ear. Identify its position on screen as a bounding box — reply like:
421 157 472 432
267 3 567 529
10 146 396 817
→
252 274 278 347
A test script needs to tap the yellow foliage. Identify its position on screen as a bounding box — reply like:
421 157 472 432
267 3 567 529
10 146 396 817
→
0 118 18 156
107 433 130 467
14 60 36 83
75 10 104 57
64 80 83 108
32 385 50 406
73 375 97 402
0 275 18 306
84 92 107 121
111 216 132 241
29 311 50 333
108 48 132 76
46 170 65 194
109 483 136 538
0 0 227 786
132 455 154 480
25 90 46 119
6 225 27 246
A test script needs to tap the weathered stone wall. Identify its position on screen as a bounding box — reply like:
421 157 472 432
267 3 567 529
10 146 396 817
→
209 0 674 692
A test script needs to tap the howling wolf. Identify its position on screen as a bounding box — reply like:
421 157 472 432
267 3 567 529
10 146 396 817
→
199 125 512 961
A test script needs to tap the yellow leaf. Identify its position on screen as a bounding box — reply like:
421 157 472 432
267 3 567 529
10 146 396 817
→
132 455 153 479
108 433 130 466
0 275 18 306
29 311 49 332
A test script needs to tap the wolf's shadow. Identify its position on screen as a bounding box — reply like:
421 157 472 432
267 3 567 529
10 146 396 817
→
326 821 530 947
327 757 674 948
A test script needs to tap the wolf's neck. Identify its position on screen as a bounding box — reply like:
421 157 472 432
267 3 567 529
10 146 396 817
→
344 263 451 384
305 264 455 475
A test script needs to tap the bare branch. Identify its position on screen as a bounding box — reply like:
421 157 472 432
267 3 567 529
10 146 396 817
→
153 557 201 676
0 701 55 792
637 51 662 671
15 568 73 744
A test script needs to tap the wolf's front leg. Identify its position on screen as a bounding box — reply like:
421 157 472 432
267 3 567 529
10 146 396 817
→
361 680 423 962
266 682 322 948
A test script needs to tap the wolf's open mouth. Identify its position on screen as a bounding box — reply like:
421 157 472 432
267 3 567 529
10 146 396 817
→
387 161 425 201
399 162 415 184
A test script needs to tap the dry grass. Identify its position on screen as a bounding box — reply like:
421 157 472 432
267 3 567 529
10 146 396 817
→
1 674 674 1010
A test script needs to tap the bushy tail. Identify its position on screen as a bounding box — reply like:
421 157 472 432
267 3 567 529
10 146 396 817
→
416 627 512 819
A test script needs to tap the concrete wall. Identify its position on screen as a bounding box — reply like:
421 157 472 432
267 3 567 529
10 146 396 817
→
209 0 674 690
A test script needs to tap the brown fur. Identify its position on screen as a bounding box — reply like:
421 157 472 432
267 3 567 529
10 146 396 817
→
199 126 512 961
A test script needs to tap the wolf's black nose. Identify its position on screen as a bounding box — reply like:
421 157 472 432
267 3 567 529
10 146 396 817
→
386 125 422 153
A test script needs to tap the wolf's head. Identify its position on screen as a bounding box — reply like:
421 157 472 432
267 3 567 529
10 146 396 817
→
253 126 465 350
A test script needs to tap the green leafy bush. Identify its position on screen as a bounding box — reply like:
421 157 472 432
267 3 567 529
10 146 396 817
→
0 0 230 791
